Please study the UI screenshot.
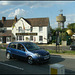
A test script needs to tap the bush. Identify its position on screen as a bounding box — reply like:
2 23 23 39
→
52 40 56 43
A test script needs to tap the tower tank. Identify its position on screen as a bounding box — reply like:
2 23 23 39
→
56 14 66 29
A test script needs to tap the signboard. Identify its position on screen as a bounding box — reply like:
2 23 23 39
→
16 33 37 36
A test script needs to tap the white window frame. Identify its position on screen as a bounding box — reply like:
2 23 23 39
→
6 37 11 42
17 36 24 41
18 27 22 32
30 36 33 41
0 37 2 42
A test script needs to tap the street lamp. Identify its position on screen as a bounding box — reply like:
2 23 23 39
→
56 31 60 52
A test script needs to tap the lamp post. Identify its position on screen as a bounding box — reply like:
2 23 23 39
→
56 31 60 53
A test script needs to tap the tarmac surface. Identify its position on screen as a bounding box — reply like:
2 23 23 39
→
0 49 75 74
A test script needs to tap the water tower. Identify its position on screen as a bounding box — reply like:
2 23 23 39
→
56 10 66 29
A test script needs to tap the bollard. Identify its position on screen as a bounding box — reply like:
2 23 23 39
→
50 64 65 75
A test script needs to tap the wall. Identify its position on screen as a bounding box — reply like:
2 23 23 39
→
6 27 12 30
12 18 48 43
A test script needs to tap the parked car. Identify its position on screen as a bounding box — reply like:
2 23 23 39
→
70 41 75 50
6 42 50 64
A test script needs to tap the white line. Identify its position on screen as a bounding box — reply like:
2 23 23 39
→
0 62 24 71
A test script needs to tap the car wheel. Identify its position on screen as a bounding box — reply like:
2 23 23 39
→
28 57 33 65
6 53 11 60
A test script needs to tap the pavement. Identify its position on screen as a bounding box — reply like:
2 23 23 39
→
51 53 75 59
37 44 68 46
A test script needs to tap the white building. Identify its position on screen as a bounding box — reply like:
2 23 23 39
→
0 16 51 44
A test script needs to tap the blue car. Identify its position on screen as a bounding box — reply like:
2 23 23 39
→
6 42 50 64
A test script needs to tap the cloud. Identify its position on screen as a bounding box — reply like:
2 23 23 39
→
0 1 23 5
0 1 10 5
0 8 13 14
0 1 72 8
28 1 70 8
8 8 27 18
65 14 75 24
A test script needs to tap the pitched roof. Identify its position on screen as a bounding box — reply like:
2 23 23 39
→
0 30 13 36
24 17 49 27
0 19 14 27
0 17 49 27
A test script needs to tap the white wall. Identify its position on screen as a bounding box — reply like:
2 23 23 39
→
12 18 31 37
12 18 49 43
6 27 12 30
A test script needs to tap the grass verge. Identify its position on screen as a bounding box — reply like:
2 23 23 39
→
46 50 75 55
0 47 6 49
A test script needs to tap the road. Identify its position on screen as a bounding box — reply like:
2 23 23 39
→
0 49 75 74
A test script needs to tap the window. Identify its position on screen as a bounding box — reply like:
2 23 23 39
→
39 36 43 41
18 27 22 32
0 37 2 41
17 44 25 50
30 27 33 32
6 37 11 42
26 37 29 41
23 42 40 51
17 36 18 40
30 36 33 41
19 36 22 40
17 36 24 41
10 44 17 49
39 27 43 32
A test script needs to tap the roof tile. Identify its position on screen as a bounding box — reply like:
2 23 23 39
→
0 17 49 27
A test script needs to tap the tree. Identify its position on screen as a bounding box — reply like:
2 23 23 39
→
59 32 67 41
67 23 75 33
50 26 56 36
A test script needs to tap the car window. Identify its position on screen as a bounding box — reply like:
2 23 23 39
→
8 43 11 48
17 43 25 51
23 42 40 51
9 43 17 49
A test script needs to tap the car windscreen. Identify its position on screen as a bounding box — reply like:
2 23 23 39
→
23 43 40 51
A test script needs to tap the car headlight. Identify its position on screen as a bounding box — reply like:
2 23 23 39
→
34 53 41 57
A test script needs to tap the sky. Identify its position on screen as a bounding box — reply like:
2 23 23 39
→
0 1 75 29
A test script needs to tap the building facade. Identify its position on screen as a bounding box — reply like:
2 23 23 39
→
0 16 51 44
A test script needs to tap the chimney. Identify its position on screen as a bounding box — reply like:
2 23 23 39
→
2 17 6 23
14 15 17 23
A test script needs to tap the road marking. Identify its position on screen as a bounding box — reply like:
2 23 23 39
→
0 62 24 71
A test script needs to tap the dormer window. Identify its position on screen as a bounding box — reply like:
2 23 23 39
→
18 27 22 32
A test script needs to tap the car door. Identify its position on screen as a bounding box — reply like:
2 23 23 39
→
16 43 27 59
10 43 18 57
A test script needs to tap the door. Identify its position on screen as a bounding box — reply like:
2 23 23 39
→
16 43 26 59
2 37 6 43
10 43 18 57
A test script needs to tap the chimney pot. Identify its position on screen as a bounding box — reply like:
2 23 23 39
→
2 17 6 23
14 15 17 22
